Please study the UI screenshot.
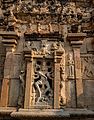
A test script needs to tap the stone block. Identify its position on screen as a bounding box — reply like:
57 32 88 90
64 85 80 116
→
8 79 20 107
83 80 94 108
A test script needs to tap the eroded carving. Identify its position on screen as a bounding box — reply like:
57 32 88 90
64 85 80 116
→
32 59 53 107
82 56 94 79
40 41 50 55
68 53 75 79
17 71 25 108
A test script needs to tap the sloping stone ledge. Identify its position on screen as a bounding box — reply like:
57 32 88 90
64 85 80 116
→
0 108 94 120
11 109 69 118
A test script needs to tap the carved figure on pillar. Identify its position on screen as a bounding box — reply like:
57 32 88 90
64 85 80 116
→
17 71 25 108
68 53 75 79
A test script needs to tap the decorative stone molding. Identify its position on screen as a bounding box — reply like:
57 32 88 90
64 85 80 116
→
0 31 18 52
67 33 86 47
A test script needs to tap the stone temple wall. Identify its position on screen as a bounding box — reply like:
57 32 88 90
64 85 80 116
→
0 0 94 120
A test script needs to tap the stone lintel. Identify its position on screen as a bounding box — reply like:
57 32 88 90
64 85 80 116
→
24 32 63 41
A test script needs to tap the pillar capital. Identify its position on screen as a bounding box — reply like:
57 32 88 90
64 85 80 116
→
67 33 86 48
24 50 33 62
0 31 18 52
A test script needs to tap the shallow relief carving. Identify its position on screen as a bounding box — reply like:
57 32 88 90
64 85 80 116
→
67 53 75 79
24 40 66 108
17 71 25 108
17 57 26 107
82 55 94 79
32 59 54 107
30 41 56 107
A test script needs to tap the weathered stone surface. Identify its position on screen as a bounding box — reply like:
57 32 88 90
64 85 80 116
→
0 0 94 119
83 80 94 109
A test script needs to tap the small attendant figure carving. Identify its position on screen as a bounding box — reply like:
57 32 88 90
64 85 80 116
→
17 71 25 108
40 41 50 55
68 53 75 79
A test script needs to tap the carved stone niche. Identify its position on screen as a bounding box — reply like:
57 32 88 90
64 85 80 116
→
23 33 65 109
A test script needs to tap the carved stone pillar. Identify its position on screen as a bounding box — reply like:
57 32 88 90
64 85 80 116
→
0 32 18 107
54 55 60 109
24 51 33 108
67 33 86 107
67 52 76 108
53 44 65 108
8 53 22 107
